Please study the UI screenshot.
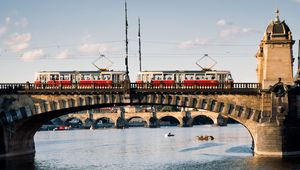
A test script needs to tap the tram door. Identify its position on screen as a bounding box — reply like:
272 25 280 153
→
112 74 119 82
176 74 184 83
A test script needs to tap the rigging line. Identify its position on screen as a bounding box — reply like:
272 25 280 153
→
1 52 255 59
28 40 124 49
128 39 258 46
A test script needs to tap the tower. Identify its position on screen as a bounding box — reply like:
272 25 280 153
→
256 9 295 89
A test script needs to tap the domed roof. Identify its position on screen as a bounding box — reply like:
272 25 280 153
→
266 9 291 35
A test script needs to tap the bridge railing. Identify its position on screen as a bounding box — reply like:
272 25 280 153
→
0 82 261 93
131 82 261 90
0 83 26 90
0 82 125 91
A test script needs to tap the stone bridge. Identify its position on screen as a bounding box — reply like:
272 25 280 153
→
67 110 225 128
0 82 300 159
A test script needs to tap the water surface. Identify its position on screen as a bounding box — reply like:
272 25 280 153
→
3 124 300 169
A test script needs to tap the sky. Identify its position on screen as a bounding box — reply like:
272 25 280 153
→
0 0 300 83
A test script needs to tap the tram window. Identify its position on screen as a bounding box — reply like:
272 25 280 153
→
185 74 194 80
164 74 173 80
205 74 216 80
60 75 65 80
153 74 162 80
50 74 59 80
82 75 90 80
60 75 70 80
195 74 204 80
103 74 111 80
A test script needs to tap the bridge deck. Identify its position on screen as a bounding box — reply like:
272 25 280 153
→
0 82 261 94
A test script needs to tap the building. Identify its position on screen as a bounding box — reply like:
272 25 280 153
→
256 9 295 89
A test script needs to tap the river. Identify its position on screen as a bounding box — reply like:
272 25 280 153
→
2 124 300 170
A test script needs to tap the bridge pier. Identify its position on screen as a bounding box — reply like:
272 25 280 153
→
182 111 193 127
216 114 227 126
116 107 128 129
0 121 36 159
252 86 300 157
253 121 300 157
149 110 160 128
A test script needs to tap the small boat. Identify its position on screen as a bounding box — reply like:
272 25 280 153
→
165 132 175 137
55 125 71 131
90 125 95 130
196 135 214 141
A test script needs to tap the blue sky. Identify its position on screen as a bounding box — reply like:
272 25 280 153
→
0 0 300 82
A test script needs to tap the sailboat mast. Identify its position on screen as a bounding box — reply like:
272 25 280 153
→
125 1 129 80
138 17 142 72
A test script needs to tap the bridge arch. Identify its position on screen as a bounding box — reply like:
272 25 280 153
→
126 116 148 127
65 117 83 128
192 115 214 125
159 116 181 126
0 92 263 158
93 117 115 128
190 111 220 125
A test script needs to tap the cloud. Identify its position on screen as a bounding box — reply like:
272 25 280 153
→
78 43 109 54
5 33 31 52
219 26 259 38
5 17 11 24
178 38 210 49
55 50 70 59
0 26 6 36
14 17 28 28
21 49 45 61
216 19 260 38
294 0 300 3
216 19 233 27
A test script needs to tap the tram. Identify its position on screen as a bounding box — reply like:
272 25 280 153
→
136 70 233 87
34 70 126 87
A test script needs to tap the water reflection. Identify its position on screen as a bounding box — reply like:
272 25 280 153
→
225 145 252 154
180 143 223 152
0 155 35 170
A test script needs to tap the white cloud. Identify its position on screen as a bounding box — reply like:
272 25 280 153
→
216 19 259 38
216 19 233 27
14 17 28 28
178 38 210 49
5 33 31 52
21 49 45 61
216 19 227 26
5 17 11 23
55 50 70 59
294 0 300 3
78 43 109 54
0 26 6 36
219 26 259 38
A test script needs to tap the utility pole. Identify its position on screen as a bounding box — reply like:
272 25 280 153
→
124 0 130 81
138 17 142 72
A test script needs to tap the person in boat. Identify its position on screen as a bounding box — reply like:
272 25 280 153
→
168 132 174 136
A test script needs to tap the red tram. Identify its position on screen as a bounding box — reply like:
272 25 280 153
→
34 70 126 88
136 70 233 87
